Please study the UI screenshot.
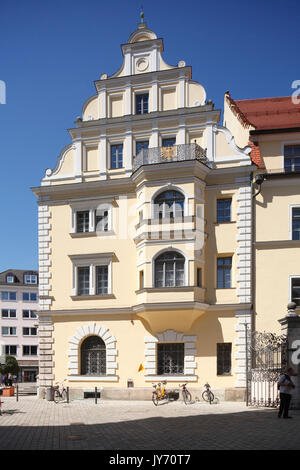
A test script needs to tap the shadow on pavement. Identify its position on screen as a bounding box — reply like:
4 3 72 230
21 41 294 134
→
0 407 299 450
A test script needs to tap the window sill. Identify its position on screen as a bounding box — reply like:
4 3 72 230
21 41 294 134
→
70 231 115 238
68 375 118 382
145 375 197 382
214 221 235 226
135 286 206 294
215 287 235 290
71 294 115 301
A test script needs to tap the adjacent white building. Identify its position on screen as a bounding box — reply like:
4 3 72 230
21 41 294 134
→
0 269 39 382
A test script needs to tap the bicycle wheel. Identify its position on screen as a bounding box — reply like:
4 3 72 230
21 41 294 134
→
182 390 192 405
61 389 68 402
202 391 214 403
53 390 62 404
152 392 159 406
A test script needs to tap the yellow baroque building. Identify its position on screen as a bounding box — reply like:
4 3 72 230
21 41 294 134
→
32 21 278 400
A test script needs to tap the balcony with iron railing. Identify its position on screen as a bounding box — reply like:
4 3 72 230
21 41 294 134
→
133 143 209 171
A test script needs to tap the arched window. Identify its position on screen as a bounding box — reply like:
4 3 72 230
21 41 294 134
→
81 336 106 376
153 190 184 219
154 251 185 288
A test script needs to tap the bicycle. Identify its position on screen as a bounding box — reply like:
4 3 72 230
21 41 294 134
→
152 381 169 406
53 379 68 404
179 383 192 404
202 383 214 404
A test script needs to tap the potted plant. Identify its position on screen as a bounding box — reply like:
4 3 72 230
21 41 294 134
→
0 355 19 396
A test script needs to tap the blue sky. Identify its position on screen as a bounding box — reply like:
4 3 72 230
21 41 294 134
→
0 0 299 271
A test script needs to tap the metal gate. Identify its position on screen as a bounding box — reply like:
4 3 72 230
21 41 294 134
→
246 329 288 407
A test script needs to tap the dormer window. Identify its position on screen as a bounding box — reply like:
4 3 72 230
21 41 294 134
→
6 275 14 283
24 274 37 284
135 93 149 115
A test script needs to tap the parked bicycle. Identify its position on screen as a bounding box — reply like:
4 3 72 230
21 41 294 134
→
202 383 214 404
53 379 68 404
152 381 169 406
179 383 192 405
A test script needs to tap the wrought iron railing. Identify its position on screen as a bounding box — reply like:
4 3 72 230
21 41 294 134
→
133 143 209 171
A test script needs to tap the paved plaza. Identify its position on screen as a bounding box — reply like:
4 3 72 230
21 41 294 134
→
0 396 299 450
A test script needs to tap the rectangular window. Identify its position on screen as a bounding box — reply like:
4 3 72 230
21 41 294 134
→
22 327 37 336
136 140 149 155
2 327 17 336
22 310 37 319
157 343 184 375
23 345 38 356
24 274 37 284
284 145 300 173
22 292 37 302
77 267 90 296
291 277 300 306
7 276 14 283
217 257 232 289
217 198 232 223
139 270 144 290
95 209 109 232
162 137 176 147
96 266 108 295
135 93 149 115
1 309 16 318
110 144 123 169
196 268 202 288
217 343 232 375
1 291 17 301
5 345 17 356
292 207 300 240
76 211 89 233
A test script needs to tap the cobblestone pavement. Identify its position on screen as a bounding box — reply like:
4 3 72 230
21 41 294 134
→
0 396 300 450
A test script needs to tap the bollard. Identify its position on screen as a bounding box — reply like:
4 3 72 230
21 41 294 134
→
95 387 97 404
67 386 69 404
16 384 18 402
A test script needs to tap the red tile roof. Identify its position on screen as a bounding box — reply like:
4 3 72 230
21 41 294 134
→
231 96 300 130
248 141 264 169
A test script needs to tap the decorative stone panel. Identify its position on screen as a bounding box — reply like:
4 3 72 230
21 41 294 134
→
144 329 197 379
68 323 118 377
234 311 251 387
236 186 252 304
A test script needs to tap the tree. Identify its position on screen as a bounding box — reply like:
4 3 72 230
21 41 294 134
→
0 355 19 381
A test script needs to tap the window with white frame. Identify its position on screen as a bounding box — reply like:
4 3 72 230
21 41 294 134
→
6 275 15 283
22 310 37 319
153 190 185 220
24 274 38 284
1 309 17 319
22 292 37 302
72 204 112 234
23 345 38 356
2 327 17 336
291 277 300 306
1 291 17 301
70 254 113 297
22 327 37 336
292 207 300 240
154 251 185 288
4 345 17 356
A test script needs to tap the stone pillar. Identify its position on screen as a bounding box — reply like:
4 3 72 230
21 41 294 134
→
279 302 300 409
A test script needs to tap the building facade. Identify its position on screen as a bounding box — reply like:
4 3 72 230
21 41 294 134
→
0 269 39 382
32 22 263 399
224 94 300 333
